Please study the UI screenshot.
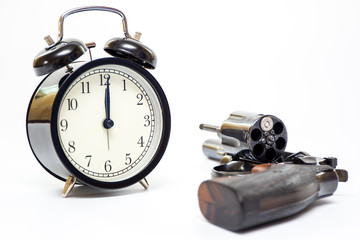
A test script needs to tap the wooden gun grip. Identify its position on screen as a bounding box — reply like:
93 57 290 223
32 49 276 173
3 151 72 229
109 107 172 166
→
198 164 338 231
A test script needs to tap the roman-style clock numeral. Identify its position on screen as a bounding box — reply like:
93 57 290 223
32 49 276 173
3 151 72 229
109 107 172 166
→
123 79 127 91
144 115 150 127
60 119 68 131
137 136 144 147
81 81 90 94
85 155 92 167
67 98 78 110
125 153 132 165
104 160 112 172
68 141 76 153
137 93 143 105
100 74 110 86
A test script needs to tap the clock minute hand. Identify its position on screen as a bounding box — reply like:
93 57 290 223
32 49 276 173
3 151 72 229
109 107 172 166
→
103 81 113 151
103 81 114 129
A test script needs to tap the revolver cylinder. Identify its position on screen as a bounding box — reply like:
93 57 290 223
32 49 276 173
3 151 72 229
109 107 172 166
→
200 111 287 163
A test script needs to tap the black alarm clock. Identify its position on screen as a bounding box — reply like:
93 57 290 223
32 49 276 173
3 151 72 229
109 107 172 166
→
26 6 171 197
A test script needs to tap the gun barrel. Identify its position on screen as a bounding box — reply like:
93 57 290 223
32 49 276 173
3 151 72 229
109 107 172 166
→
199 123 219 133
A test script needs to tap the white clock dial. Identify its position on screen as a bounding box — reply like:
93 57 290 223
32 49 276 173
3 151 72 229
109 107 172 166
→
56 64 163 182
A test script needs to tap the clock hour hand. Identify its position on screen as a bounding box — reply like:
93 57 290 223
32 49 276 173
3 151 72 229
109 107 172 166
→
103 80 114 129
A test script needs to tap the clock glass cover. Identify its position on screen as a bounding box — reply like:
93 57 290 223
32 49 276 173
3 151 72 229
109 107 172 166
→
51 58 169 188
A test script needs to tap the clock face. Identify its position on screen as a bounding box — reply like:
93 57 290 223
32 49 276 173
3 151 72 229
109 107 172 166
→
51 58 170 188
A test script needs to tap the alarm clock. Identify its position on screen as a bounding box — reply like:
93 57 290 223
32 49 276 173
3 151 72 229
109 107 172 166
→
26 6 171 197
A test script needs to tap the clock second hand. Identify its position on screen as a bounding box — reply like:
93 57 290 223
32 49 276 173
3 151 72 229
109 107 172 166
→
107 129 110 150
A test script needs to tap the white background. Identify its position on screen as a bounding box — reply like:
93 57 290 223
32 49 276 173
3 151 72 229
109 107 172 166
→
1 0 359 239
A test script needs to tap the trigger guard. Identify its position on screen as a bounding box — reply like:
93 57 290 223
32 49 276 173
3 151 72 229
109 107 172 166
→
211 161 256 178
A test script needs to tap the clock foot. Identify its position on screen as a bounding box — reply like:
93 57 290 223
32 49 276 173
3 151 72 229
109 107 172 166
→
139 178 149 190
62 175 77 197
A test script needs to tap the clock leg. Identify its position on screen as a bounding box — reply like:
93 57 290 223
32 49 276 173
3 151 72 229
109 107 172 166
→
62 175 77 197
138 178 149 190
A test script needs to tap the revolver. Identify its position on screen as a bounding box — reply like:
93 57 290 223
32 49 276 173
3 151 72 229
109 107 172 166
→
198 111 348 231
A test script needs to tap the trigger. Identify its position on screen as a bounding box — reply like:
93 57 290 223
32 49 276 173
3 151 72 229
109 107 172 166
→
251 163 272 173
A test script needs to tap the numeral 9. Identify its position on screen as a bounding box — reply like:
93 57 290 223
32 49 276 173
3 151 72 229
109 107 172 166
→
60 119 68 131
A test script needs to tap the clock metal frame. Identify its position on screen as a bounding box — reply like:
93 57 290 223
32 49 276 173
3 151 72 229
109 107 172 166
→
28 6 169 196
27 58 170 190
